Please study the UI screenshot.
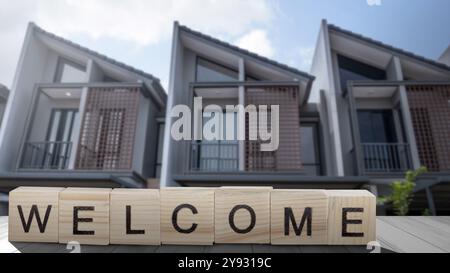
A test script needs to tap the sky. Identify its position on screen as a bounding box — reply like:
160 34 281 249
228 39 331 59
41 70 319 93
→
0 0 449 91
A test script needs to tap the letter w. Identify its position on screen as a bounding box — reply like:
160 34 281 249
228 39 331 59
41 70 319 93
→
17 205 52 233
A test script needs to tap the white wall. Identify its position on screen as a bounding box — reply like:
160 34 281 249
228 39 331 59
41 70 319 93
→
0 28 51 171
161 23 185 187
309 21 344 176
439 46 450 66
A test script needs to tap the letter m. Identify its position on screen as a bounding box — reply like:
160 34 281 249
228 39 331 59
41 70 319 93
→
17 205 52 233
284 207 312 236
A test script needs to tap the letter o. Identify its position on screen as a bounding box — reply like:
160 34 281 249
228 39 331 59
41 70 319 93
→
228 205 256 234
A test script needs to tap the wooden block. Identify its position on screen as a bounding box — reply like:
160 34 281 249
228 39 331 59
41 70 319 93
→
161 187 214 245
215 187 272 244
110 189 160 245
271 190 328 245
59 188 111 245
9 187 64 243
326 190 376 245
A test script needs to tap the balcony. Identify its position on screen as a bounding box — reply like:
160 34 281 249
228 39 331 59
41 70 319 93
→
20 141 72 170
187 82 303 174
347 81 450 175
361 143 412 173
18 82 145 172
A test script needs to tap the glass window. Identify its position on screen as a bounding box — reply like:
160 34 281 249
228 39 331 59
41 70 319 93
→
300 123 322 175
44 109 78 169
196 58 238 82
46 109 79 143
338 55 386 93
192 111 239 172
357 110 397 143
55 58 87 83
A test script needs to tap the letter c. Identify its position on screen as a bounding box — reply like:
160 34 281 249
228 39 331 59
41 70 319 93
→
172 204 198 234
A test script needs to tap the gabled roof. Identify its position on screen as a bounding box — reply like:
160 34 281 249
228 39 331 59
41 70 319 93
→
439 45 450 63
178 24 315 81
328 24 450 73
30 23 166 100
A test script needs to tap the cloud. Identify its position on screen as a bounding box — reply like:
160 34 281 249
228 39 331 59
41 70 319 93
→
0 0 275 87
37 0 274 46
235 29 275 58
295 46 315 71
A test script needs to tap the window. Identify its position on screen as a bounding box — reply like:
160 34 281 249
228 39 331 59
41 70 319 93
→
192 111 239 172
55 58 87 83
357 110 397 143
196 57 238 82
337 55 386 93
300 123 322 175
45 109 79 169
155 123 165 178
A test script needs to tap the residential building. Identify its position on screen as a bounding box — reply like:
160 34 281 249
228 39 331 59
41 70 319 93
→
1 20 449 216
161 21 450 215
310 20 450 215
161 22 343 189
0 23 166 194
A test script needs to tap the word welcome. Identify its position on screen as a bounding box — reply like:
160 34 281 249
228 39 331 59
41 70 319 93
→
170 97 279 151
8 187 376 246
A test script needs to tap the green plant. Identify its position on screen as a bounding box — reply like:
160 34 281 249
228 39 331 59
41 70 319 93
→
422 208 432 216
379 166 427 216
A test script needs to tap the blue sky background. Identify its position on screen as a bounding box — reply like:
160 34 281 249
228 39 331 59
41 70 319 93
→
1 0 449 90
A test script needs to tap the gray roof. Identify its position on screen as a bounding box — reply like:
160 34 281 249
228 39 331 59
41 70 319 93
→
30 23 166 99
328 24 450 73
179 24 315 81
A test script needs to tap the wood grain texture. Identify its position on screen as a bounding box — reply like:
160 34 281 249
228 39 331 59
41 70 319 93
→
110 189 160 245
215 187 271 244
9 187 64 243
271 190 328 245
59 188 111 245
326 190 376 245
160 188 215 245
4 216 450 253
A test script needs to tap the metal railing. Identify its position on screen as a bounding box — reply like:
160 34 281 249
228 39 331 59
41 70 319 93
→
362 143 412 173
20 141 72 170
190 142 239 172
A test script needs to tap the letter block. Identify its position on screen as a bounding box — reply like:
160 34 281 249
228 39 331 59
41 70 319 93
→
215 187 271 244
160 188 215 245
9 187 64 243
326 190 376 245
271 190 328 245
110 189 160 245
59 188 112 245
